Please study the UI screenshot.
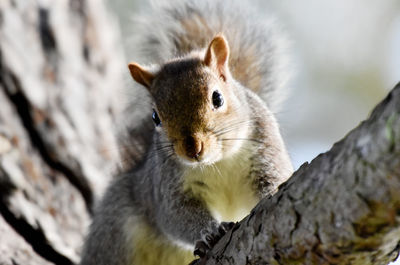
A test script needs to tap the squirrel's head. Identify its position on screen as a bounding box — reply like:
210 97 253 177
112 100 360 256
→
128 35 250 166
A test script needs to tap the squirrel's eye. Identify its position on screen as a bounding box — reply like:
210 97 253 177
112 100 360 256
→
152 109 162 127
212 91 224 109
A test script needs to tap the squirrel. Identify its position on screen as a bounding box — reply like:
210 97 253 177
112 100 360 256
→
80 1 293 265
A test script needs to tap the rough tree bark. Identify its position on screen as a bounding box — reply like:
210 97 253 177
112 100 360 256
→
0 0 400 265
197 83 400 265
0 0 124 264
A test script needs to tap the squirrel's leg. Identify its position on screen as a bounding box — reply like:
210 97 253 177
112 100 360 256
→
154 191 219 245
153 187 236 259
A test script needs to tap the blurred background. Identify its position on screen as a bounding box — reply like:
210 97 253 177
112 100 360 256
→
108 0 400 170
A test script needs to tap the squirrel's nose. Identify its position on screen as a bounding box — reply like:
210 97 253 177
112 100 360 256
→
184 136 203 160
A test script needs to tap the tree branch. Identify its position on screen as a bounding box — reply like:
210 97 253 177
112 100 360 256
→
199 83 400 265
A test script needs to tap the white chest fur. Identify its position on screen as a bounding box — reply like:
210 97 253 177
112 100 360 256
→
182 146 259 222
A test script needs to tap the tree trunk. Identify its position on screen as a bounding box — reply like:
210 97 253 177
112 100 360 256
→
197 83 400 265
1 0 400 265
0 0 124 264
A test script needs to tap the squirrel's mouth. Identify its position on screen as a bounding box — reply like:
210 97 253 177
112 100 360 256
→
174 134 222 166
178 151 221 167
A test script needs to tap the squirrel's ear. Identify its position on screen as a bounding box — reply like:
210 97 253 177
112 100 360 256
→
128 62 155 89
204 34 230 80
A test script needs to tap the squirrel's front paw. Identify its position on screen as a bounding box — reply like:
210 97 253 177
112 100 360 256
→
193 222 235 258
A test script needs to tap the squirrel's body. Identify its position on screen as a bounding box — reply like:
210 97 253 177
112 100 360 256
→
81 1 293 265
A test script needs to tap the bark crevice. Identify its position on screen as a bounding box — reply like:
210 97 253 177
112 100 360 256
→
0 64 93 212
0 184 73 265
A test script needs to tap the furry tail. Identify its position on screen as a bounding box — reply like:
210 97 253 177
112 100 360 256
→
130 0 291 112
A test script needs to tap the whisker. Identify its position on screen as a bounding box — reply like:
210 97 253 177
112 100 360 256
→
212 163 223 178
214 125 258 138
212 119 256 137
219 138 264 144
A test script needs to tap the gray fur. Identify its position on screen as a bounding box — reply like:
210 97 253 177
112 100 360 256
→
80 173 137 265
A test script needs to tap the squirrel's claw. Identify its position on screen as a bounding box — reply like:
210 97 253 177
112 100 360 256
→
194 241 209 257
218 221 235 234
193 221 236 259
